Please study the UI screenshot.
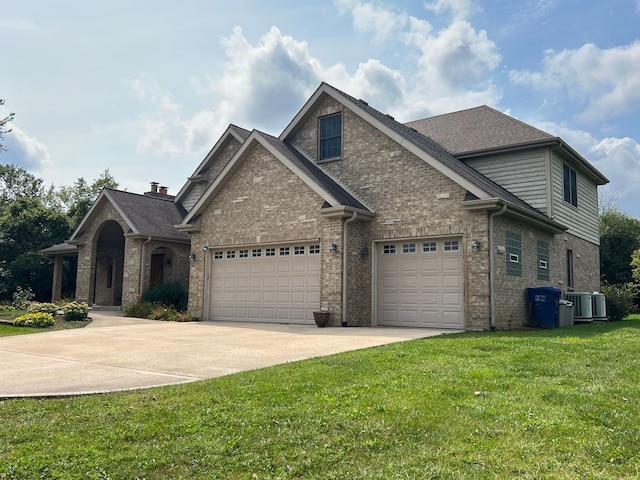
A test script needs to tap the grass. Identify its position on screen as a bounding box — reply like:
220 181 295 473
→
1 320 640 478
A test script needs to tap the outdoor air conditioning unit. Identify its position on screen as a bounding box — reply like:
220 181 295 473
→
563 292 593 321
591 293 607 321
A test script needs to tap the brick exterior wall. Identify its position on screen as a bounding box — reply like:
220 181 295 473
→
492 215 600 329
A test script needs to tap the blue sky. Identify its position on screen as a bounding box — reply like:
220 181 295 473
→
1 0 639 217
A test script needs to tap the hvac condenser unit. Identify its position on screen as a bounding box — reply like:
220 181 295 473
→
591 293 607 321
563 292 593 321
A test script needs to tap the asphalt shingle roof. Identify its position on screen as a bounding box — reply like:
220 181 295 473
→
104 189 189 240
405 105 556 156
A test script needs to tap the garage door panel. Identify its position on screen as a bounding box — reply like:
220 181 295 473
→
209 244 320 324
378 239 464 328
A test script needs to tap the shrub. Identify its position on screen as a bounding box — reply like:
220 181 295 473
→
63 301 90 321
0 304 13 312
125 301 154 319
28 302 59 315
601 283 635 321
13 312 55 328
148 305 192 322
141 281 187 311
12 285 35 310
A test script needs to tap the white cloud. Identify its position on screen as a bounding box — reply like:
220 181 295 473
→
425 0 479 20
0 123 51 172
510 41 640 122
125 1 503 160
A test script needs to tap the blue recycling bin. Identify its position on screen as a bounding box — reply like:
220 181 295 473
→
527 287 562 328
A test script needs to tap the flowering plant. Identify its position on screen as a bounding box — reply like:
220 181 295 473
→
12 285 35 310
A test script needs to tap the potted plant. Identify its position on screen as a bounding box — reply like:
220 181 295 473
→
313 311 330 327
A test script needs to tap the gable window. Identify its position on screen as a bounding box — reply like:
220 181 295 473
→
319 113 342 161
563 164 578 207
506 231 522 277
567 249 574 289
537 241 550 281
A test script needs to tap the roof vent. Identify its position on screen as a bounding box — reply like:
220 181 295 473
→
358 98 369 105
385 113 395 121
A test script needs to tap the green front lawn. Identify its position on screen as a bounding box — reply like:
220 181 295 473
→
1 320 640 479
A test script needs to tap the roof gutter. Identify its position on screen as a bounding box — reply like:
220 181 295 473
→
464 198 567 234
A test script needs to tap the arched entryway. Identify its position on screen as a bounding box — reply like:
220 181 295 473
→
93 221 125 306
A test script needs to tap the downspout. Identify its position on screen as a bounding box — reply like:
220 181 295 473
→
139 236 152 297
489 204 507 330
342 211 358 327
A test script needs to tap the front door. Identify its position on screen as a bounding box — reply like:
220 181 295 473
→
150 254 164 287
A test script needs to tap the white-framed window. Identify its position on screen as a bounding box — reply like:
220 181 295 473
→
279 247 290 256
319 113 342 161
252 248 262 257
423 242 437 252
383 244 396 254
402 243 416 253
227 250 236 259
309 245 320 254
239 249 248 258
294 246 305 255
214 251 223 260
444 240 459 251
265 248 276 257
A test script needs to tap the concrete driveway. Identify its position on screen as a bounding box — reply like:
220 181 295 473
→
0 312 459 398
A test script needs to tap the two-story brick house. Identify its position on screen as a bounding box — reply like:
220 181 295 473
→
44 82 608 330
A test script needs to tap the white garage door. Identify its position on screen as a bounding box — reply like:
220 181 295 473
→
208 244 321 324
377 239 464 328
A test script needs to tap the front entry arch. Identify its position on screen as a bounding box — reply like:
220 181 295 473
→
93 221 125 306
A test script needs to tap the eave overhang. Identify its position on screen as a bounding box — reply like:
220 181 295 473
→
464 198 568 234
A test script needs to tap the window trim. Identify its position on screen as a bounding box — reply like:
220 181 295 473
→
567 249 574 289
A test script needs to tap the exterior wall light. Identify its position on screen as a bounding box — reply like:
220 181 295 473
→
202 246 209 252
471 240 481 252
330 243 338 255
188 252 196 261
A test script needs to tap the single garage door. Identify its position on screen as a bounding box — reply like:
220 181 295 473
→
208 243 321 324
377 238 464 328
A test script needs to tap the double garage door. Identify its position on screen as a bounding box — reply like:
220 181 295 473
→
377 238 464 329
208 243 320 324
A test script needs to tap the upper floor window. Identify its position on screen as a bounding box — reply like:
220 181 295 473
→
319 113 342 161
563 164 578 207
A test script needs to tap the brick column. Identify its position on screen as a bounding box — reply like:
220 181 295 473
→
51 255 64 302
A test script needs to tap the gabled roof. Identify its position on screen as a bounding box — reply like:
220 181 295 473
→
174 124 251 204
405 105 555 156
405 105 609 185
280 82 544 216
70 188 190 243
180 130 372 227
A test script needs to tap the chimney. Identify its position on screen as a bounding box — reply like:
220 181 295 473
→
150 182 158 194
159 185 168 195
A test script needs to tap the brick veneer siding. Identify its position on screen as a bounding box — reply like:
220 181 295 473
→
187 142 345 324
203 136 243 184
492 216 601 329
288 94 492 330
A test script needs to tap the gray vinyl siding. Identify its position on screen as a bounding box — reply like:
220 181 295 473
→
463 149 548 214
551 152 600 245
181 184 205 212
